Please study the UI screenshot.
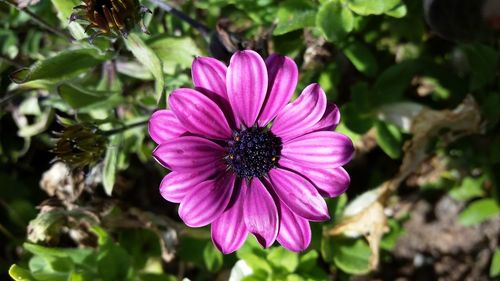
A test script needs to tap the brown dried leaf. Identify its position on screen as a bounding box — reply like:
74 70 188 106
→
328 96 482 270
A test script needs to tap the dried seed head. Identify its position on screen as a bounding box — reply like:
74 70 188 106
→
52 123 108 169
71 0 151 42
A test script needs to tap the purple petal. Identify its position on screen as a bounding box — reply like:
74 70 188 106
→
192 56 228 99
179 173 235 227
211 185 248 254
243 179 278 248
227 50 268 128
152 136 225 172
281 131 354 169
148 110 186 144
257 54 298 126
160 168 221 203
268 168 329 221
308 103 340 132
271 83 327 141
279 158 350 198
169 88 232 139
277 202 311 252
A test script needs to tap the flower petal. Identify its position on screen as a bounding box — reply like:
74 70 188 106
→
268 168 329 221
257 54 298 126
148 110 186 144
169 88 232 139
212 185 248 254
277 202 311 252
160 168 221 203
243 179 278 248
227 50 268 128
281 131 354 169
271 83 327 141
279 158 350 198
308 103 340 132
179 173 235 227
192 56 228 99
152 136 225 172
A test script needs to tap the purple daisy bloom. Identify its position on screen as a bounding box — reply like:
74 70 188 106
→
149 50 355 253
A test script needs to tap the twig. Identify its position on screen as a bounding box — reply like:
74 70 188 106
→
148 0 211 39
100 119 149 136
1 0 72 41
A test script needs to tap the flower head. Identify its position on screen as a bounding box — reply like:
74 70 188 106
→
70 0 150 40
149 50 354 253
52 123 108 168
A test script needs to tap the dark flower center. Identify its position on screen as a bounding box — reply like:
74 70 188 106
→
225 126 282 178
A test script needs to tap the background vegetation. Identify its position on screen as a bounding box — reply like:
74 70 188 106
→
1 0 499 280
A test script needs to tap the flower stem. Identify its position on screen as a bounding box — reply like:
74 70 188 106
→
147 0 211 40
1 0 72 41
101 119 149 136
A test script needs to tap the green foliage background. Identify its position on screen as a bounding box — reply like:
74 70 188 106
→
0 0 499 280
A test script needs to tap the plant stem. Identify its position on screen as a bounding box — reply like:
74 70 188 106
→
1 0 72 41
148 0 211 40
101 119 149 136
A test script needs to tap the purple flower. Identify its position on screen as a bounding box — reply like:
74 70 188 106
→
149 50 354 253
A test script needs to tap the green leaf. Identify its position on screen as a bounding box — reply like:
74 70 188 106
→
296 250 318 273
461 44 499 91
9 264 35 281
203 241 223 272
458 199 500 226
102 133 122 196
274 0 316 35
267 247 299 272
343 41 378 77
373 60 421 105
51 0 86 40
317 0 354 43
375 121 402 159
124 34 165 100
385 2 407 18
148 36 202 75
57 83 122 112
10 48 108 86
24 243 94 265
332 237 371 275
347 0 401 15
449 176 485 201
490 248 500 277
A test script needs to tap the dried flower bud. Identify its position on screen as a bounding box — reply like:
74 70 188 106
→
70 0 151 41
52 124 108 169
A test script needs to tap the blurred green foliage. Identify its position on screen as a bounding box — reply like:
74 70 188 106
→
1 0 499 280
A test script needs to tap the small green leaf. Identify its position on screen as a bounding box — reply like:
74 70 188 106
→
203 241 223 272
347 0 401 15
148 36 202 75
10 48 108 86
9 264 35 281
490 248 500 277
274 0 316 35
267 247 299 272
461 44 499 91
385 2 407 18
124 34 165 100
458 199 500 226
296 250 318 273
51 0 86 40
376 121 402 159
332 237 371 275
449 176 485 201
317 0 354 43
373 60 421 105
343 41 378 77
57 83 122 112
102 134 122 196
